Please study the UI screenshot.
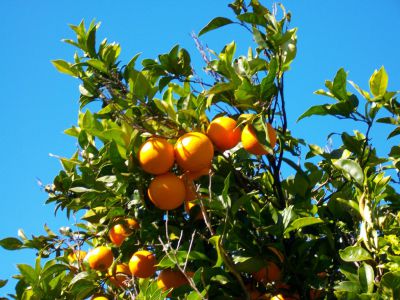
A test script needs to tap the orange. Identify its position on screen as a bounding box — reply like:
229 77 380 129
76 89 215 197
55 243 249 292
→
271 295 285 300
109 218 140 247
157 269 189 294
184 201 203 220
174 132 214 172
68 250 87 263
309 289 324 299
207 116 241 151
91 295 109 300
85 246 114 271
148 173 186 210
185 166 210 180
108 263 131 287
252 261 282 283
241 123 277 155
129 250 156 278
138 137 175 175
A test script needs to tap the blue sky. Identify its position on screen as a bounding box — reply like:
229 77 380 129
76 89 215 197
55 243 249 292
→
0 0 399 296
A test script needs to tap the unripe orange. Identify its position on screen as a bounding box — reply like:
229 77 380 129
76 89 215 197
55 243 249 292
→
138 137 175 175
174 132 214 172
148 173 186 210
85 246 114 271
241 123 276 155
207 116 241 151
129 250 156 278
157 269 189 293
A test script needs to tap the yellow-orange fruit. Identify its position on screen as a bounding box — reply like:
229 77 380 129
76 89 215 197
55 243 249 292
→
186 166 211 180
129 250 156 278
85 246 114 271
68 250 87 263
241 123 277 155
252 261 282 283
148 173 185 210
109 218 140 247
174 132 214 172
207 116 241 151
108 263 131 287
91 295 109 300
184 201 203 220
138 137 175 175
157 269 189 293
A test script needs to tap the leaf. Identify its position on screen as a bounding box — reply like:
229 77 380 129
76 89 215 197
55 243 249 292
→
332 68 348 100
209 235 223 267
0 237 23 250
358 263 374 293
206 82 235 95
51 60 77 77
334 281 361 293
69 187 95 193
284 217 323 234
339 245 372 262
333 159 364 186
237 13 266 26
297 104 331 121
0 279 7 288
379 271 400 299
86 59 108 73
369 66 388 97
199 17 234 36
17 264 37 286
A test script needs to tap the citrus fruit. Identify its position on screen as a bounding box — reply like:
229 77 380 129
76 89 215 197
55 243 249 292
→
91 295 109 300
148 173 185 210
241 123 277 155
109 218 140 247
185 166 211 180
252 261 282 283
138 137 175 175
174 132 214 172
108 263 131 287
157 269 189 294
68 250 87 263
207 116 241 151
129 250 156 278
85 246 114 271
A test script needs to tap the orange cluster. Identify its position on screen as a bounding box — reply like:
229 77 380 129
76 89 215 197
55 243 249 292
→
137 116 277 213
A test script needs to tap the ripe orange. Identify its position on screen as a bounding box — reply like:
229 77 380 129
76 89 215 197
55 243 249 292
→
185 166 211 180
184 201 203 220
138 137 175 175
148 173 186 210
108 263 131 287
85 246 114 271
109 218 140 247
129 250 156 278
241 123 277 155
157 269 189 294
309 288 324 299
174 132 214 172
206 116 241 151
91 296 109 300
252 261 282 283
68 250 87 263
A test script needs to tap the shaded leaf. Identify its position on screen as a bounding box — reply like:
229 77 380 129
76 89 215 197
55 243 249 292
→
339 245 372 262
199 17 234 36
0 237 23 250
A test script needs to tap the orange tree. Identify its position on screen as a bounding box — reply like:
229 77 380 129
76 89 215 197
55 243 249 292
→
1 1 400 299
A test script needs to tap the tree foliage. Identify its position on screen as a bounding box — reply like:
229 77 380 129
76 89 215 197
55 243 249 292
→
2 1 400 299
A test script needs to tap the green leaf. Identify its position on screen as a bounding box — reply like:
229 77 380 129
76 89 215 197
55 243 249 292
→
209 235 223 267
17 264 37 286
199 17 234 36
284 217 323 234
333 158 364 185
332 68 348 100
0 237 23 250
0 279 7 288
358 263 374 293
379 271 400 299
233 256 266 273
51 60 77 77
334 281 361 293
297 104 331 121
237 13 266 26
369 66 388 97
86 59 108 73
339 245 372 262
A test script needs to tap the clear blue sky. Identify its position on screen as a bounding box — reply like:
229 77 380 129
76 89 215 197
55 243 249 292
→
0 0 399 296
